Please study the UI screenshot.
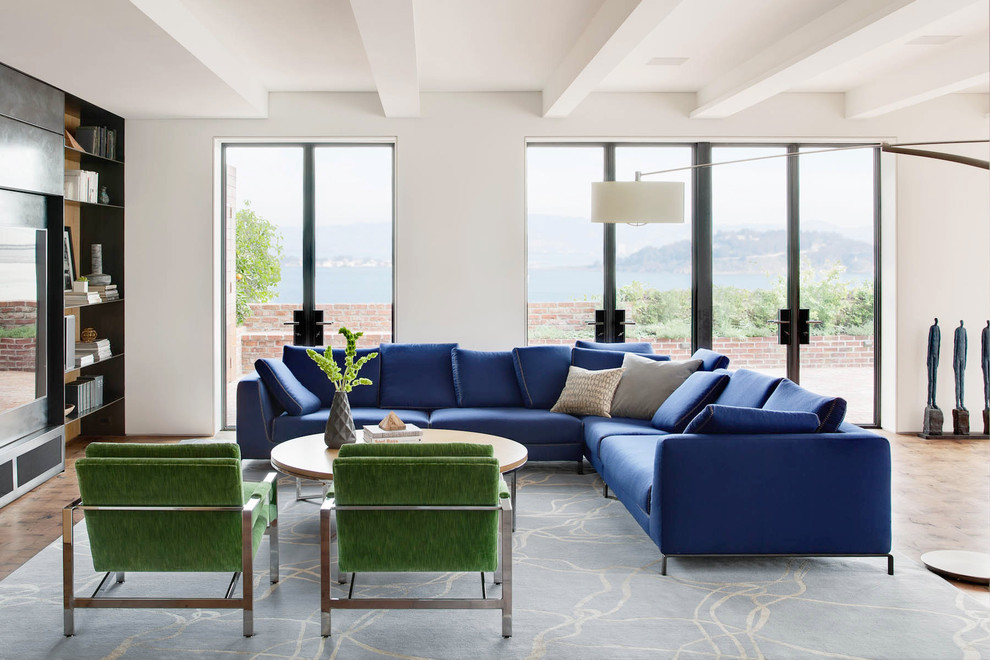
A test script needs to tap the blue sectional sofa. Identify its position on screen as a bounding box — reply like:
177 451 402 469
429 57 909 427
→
237 341 892 573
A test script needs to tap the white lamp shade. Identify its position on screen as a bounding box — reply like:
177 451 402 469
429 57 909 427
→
591 181 685 223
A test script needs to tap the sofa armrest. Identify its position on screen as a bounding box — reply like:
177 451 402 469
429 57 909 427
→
236 373 283 459
650 429 891 555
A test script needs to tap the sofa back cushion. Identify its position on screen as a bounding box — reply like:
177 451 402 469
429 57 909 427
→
283 345 381 408
572 347 671 370
714 368 783 408
255 358 321 416
379 343 458 410
611 355 702 419
452 348 523 408
762 379 847 433
683 404 821 435
691 348 730 371
574 340 654 353
651 371 729 433
511 345 572 409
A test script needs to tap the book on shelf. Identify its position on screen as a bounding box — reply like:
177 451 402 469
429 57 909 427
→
74 126 117 160
66 374 104 412
64 169 99 203
362 423 423 442
74 354 94 368
89 284 119 301
64 291 102 305
76 340 112 360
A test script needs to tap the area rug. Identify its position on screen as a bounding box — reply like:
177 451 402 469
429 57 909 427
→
0 463 987 659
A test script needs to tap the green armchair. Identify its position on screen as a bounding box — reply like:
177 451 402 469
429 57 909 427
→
321 442 512 637
64 442 279 637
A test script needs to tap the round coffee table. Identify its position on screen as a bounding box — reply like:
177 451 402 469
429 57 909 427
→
270 429 528 527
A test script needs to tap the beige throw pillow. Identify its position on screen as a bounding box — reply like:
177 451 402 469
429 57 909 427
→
550 366 625 417
610 354 703 419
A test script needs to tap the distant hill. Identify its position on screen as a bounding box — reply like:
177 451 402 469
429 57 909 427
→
618 228 873 274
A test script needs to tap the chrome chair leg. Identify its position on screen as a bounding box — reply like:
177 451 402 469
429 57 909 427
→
242 509 254 637
62 503 75 636
269 517 279 583
115 572 125 584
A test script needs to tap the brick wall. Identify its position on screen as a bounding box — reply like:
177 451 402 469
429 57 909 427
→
0 301 37 326
233 301 872 376
0 337 37 371
526 302 872 369
238 303 392 374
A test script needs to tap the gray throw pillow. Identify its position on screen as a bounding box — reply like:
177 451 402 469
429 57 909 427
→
610 354 703 419
550 366 625 418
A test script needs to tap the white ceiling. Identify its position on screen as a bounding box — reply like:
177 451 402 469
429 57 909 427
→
0 0 985 119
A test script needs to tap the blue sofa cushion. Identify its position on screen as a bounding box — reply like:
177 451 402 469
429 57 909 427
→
763 379 847 433
572 347 671 370
575 340 654 353
691 348 730 371
713 368 783 408
430 407 582 447
600 436 664 530
451 348 523 408
582 416 660 468
255 358 321 416
283 345 381 408
379 343 458 410
684 404 821 435
651 371 729 433
273 408 430 444
511 345 572 409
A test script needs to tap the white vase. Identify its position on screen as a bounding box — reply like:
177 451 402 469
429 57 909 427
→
72 281 88 293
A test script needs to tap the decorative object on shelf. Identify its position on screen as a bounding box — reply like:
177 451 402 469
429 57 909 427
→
62 227 75 291
952 320 968 435
922 318 943 436
98 186 109 205
982 320 989 435
80 327 97 343
71 277 88 294
64 404 74 417
64 130 83 151
307 326 379 449
380 411 405 431
86 244 111 286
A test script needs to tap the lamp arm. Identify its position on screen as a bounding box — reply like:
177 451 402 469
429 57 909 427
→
634 140 989 178
880 145 989 170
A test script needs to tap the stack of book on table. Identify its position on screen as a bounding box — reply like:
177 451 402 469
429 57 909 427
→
90 284 119 301
64 169 99 202
76 338 111 363
362 423 423 443
65 291 102 306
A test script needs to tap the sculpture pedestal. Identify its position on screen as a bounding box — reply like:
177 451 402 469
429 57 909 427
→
922 406 943 436
952 409 969 436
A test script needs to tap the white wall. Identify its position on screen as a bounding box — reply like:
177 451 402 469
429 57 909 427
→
125 92 989 435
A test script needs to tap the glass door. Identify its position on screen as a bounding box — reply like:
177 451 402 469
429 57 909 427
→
797 146 877 422
224 146 303 427
711 146 789 382
223 143 394 428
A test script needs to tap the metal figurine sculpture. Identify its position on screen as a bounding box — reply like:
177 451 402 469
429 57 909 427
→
922 318 943 436
982 320 989 435
927 318 940 408
952 320 969 435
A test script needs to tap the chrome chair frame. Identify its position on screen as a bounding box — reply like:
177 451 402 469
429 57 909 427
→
63 472 279 637
320 495 513 638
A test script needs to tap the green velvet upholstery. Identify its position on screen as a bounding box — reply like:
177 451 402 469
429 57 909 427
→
333 443 502 573
75 443 276 573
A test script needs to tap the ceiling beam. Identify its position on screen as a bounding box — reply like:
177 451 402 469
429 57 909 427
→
127 0 268 116
691 0 981 119
349 0 420 118
542 0 683 118
846 33 990 118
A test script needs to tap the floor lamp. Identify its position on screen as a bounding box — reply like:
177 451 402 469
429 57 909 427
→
592 139 990 586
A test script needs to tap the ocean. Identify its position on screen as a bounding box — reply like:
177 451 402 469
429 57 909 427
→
271 266 871 304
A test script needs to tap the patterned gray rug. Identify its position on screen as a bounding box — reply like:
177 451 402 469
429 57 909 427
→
0 463 987 659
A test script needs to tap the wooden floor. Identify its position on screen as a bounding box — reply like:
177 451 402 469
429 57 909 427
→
0 431 986 602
